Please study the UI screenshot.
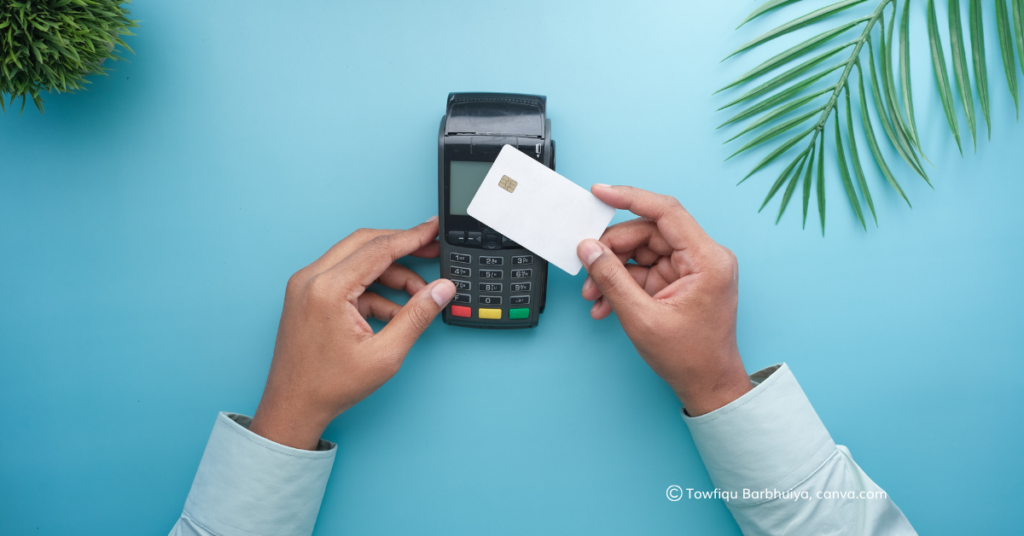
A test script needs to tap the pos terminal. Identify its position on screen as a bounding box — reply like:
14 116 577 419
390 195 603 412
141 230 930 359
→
438 92 554 329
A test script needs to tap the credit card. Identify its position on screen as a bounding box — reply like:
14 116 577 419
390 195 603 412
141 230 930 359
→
467 145 615 276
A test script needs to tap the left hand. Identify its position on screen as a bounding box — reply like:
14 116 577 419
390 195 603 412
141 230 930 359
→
249 217 456 450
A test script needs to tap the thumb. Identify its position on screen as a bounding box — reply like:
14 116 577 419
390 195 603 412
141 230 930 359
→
376 278 455 354
577 239 649 315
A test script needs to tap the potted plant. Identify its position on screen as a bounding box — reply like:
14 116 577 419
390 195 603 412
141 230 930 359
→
0 0 137 113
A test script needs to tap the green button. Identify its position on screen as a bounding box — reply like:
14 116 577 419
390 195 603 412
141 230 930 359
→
509 307 530 319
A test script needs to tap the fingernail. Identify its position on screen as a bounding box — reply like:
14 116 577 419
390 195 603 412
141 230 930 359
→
582 276 594 292
578 239 603 267
430 279 456 307
425 215 439 223
592 183 610 189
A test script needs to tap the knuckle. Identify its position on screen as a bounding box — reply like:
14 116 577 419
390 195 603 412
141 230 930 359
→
377 354 404 378
352 227 374 239
592 257 624 287
705 247 739 290
305 275 336 305
405 304 434 331
368 233 395 252
286 270 307 294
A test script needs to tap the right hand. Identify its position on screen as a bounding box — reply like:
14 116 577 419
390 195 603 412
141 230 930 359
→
576 185 752 416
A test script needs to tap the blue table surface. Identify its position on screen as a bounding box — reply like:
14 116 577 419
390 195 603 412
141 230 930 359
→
2 0 1022 534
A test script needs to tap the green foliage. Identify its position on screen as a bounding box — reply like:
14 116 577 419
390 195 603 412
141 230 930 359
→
719 0 1024 233
0 0 137 113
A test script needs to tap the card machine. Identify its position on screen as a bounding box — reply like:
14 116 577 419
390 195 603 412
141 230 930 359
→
438 92 553 328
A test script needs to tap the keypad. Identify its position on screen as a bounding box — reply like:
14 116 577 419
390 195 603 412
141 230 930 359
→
446 247 540 323
479 269 502 279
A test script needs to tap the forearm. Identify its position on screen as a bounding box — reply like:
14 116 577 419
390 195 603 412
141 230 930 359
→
169 413 336 536
682 364 916 536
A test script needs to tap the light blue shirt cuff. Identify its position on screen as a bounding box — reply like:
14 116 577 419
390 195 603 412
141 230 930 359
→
681 363 836 506
180 412 336 536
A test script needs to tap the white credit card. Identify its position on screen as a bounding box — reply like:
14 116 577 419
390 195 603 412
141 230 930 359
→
467 145 616 276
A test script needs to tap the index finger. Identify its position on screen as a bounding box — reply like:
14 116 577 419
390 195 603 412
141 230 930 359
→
591 185 712 252
324 218 440 299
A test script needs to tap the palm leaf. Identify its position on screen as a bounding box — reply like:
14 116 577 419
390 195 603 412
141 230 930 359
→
969 0 991 138
760 148 810 211
845 85 877 225
835 108 867 230
717 49 846 107
816 129 827 234
738 0 805 28
727 0 870 59
899 0 920 143
928 0 963 153
995 0 1020 119
718 0 1021 232
948 0 978 149
869 36 930 183
802 140 816 228
777 151 809 222
1015 0 1024 77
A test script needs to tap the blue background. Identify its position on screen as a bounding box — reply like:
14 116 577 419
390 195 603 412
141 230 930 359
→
2 0 1022 534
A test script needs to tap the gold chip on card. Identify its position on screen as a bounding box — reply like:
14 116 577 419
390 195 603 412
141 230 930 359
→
498 175 517 193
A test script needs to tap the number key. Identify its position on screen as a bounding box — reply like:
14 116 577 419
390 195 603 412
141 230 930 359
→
479 269 502 279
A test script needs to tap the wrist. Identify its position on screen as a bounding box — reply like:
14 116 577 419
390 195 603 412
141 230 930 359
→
671 351 752 417
249 394 334 451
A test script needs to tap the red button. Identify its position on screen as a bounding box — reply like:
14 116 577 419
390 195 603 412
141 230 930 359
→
451 305 471 318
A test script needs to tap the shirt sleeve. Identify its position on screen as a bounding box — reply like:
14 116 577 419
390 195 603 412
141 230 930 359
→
169 412 336 536
681 363 917 536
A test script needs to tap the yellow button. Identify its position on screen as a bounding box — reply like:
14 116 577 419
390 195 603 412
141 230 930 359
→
478 308 502 319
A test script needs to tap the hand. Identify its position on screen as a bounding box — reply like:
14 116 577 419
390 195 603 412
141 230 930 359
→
249 217 456 450
577 185 751 416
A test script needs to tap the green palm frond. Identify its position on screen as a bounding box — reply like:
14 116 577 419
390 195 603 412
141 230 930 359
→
718 0 1024 234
